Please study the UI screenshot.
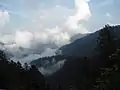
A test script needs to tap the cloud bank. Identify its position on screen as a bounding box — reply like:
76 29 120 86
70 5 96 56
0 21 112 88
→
39 59 66 75
14 0 91 47
0 0 91 63
65 0 91 30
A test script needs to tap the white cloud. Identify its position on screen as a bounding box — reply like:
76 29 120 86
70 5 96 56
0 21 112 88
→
0 34 14 43
65 0 91 30
15 30 34 48
11 54 41 64
22 0 91 47
105 13 112 18
14 27 70 48
40 48 57 57
26 6 74 29
0 0 92 62
1 0 91 48
104 13 113 24
0 10 9 27
39 59 66 75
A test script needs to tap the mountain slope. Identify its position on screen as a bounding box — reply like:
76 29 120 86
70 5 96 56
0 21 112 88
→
70 33 88 42
60 25 120 57
48 25 120 90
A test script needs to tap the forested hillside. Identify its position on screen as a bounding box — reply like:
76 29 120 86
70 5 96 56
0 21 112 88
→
0 50 51 90
60 25 120 57
49 25 120 90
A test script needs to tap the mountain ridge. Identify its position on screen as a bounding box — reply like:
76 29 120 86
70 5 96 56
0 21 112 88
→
60 25 120 57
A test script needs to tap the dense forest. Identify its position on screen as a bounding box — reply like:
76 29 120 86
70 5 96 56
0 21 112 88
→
0 50 51 90
0 25 120 90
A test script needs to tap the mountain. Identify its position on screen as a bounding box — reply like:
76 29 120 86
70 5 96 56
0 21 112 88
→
30 25 120 76
47 25 120 90
47 57 87 89
70 33 88 42
60 25 120 57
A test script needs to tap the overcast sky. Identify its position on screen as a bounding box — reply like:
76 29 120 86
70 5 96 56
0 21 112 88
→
0 0 119 47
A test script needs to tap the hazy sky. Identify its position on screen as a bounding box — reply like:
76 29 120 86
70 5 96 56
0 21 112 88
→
0 0 119 48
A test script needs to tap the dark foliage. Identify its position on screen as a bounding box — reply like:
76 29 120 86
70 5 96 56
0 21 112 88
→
1 25 120 90
0 50 50 90
47 25 120 90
